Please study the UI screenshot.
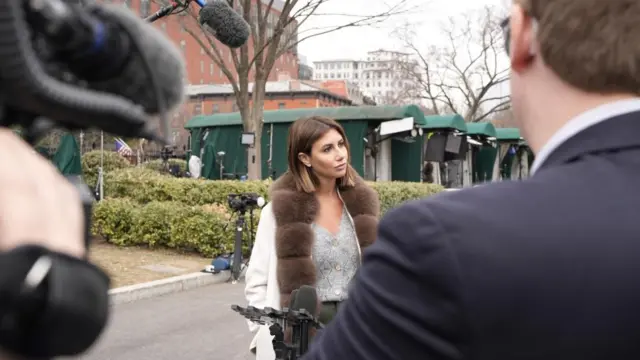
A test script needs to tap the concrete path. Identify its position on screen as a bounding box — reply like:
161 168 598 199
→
79 282 254 360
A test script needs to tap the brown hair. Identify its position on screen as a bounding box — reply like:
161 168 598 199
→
517 0 640 95
286 116 357 193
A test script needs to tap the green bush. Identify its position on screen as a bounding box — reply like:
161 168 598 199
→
82 150 132 188
102 167 443 213
103 167 272 205
91 169 444 257
141 158 188 173
91 198 138 246
92 199 258 257
369 181 444 214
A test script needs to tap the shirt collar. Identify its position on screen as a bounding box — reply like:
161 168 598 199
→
530 99 640 175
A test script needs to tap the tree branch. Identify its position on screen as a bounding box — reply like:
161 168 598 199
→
393 5 510 122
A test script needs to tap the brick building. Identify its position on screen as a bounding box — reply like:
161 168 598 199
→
165 80 352 146
113 0 300 85
187 80 352 113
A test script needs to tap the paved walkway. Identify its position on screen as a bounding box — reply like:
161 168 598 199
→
79 282 254 360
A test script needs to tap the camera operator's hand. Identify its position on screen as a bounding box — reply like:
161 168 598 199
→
0 129 85 258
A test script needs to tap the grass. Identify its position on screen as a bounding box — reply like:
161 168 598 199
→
88 239 210 288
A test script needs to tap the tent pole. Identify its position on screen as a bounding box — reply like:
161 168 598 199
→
99 131 104 201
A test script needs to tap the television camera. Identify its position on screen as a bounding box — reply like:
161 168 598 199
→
227 193 265 213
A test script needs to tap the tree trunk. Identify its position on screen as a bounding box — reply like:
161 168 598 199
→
245 80 266 180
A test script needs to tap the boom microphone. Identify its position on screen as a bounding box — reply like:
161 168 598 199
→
198 0 251 48
30 0 186 117
80 4 186 116
0 0 185 141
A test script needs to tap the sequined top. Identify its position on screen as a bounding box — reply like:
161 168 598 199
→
311 208 360 302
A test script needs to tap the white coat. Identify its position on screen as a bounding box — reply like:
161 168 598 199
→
244 202 281 360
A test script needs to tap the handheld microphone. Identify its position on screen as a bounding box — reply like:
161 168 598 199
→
198 0 251 48
289 285 319 355
292 285 318 315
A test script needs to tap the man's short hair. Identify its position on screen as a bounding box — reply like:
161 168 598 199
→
518 0 640 95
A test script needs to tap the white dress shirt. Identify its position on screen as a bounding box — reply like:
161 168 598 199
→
530 98 640 175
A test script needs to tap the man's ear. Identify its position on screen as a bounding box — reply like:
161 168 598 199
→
298 152 311 167
510 4 537 72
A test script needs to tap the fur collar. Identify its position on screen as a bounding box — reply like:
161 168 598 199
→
269 171 380 308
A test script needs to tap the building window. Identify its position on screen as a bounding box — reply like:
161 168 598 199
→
180 40 186 52
232 103 238 112
210 63 214 75
200 61 204 73
278 103 286 109
201 48 205 55
140 0 150 17
212 104 220 113
194 103 202 115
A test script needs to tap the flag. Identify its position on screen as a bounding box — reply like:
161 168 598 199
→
115 137 133 156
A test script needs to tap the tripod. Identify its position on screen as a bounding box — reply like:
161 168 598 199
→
230 210 245 284
227 207 255 283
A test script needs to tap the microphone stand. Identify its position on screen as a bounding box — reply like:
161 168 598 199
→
298 311 310 355
231 305 323 360
145 1 189 23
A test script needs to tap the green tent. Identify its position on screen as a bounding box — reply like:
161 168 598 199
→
186 105 425 180
52 133 82 176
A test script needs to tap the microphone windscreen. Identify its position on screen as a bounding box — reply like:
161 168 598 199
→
86 4 186 115
198 0 250 48
288 289 299 309
293 285 319 317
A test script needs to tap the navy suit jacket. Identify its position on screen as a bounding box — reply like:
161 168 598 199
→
302 111 640 360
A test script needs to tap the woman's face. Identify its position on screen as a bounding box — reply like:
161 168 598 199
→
299 129 348 180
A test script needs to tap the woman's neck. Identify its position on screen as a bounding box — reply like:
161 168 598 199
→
315 177 337 197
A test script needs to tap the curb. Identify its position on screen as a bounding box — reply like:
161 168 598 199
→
109 271 232 305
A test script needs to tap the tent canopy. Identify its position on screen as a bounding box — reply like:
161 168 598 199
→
466 122 497 138
185 104 428 129
496 128 523 142
419 114 467 132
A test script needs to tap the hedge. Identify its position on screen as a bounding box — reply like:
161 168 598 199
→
141 158 188 173
91 167 444 258
82 150 132 188
91 198 255 257
103 167 272 205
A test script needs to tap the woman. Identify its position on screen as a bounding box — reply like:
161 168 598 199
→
244 116 380 360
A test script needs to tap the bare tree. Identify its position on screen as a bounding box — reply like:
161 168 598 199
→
395 6 511 122
488 108 516 128
176 0 411 179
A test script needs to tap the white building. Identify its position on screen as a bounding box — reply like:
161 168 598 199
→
312 49 419 105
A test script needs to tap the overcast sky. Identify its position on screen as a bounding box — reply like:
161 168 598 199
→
296 0 507 64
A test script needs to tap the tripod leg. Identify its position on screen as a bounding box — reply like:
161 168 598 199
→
231 215 244 284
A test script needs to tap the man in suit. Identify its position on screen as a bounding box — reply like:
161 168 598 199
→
302 0 640 359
